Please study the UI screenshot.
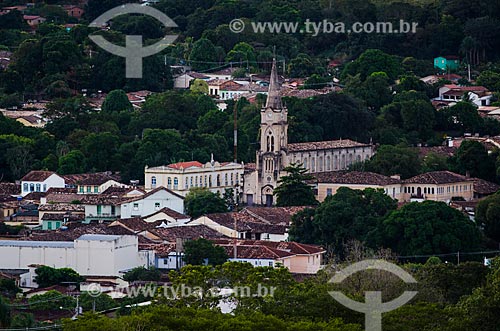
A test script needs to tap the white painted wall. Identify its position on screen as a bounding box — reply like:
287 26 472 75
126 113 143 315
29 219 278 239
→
120 189 185 218
0 235 150 279
21 174 65 196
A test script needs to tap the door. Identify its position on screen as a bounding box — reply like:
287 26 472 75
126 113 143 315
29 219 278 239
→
265 194 273 207
247 194 254 206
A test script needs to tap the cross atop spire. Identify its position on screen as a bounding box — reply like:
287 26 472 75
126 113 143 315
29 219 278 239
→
265 57 283 110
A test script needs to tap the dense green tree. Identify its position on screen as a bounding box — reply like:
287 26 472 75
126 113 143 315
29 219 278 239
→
101 90 132 113
274 163 317 207
476 192 500 242
189 38 219 71
450 140 495 181
476 70 500 92
0 279 20 298
375 201 482 256
34 266 85 288
183 238 228 266
0 296 9 328
447 258 500 331
341 49 401 81
290 187 397 254
184 187 228 217
123 267 161 282
9 313 35 328
366 145 420 179
57 149 86 175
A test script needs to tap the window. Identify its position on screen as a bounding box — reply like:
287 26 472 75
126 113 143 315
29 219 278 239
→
311 158 315 172
151 176 157 188
269 262 273 267
23 183 28 192
97 205 102 215
319 157 323 172
30 183 34 192
79 185 84 193
47 222 52 230
133 203 139 210
195 176 198 187
155 202 160 210
167 177 172 189
208 175 212 187
190 177 193 187
55 221 61 229
174 177 178 189
111 206 116 215
94 186 99 193
86 186 91 193
326 188 333 196
230 173 234 186
334 156 338 170
326 156 331 171
225 173 228 186
185 178 189 189
43 184 47 192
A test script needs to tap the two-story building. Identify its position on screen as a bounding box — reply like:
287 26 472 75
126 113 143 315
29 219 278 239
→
20 171 65 197
145 159 244 197
120 187 185 218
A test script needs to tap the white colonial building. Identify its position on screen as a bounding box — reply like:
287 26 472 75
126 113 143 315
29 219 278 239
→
243 59 374 206
20 171 65 197
144 159 244 197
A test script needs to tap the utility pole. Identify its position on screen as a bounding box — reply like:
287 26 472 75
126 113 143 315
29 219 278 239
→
233 100 238 163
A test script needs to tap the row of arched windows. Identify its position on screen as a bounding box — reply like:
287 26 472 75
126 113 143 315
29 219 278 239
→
151 173 240 190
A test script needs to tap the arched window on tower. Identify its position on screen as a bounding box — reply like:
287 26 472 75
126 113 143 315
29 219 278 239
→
270 136 275 152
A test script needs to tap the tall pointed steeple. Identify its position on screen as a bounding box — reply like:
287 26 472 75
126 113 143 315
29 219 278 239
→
265 58 282 109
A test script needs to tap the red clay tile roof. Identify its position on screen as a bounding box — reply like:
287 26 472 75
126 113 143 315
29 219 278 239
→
110 218 152 232
148 225 227 242
144 207 189 220
404 171 471 185
312 171 400 186
63 172 121 186
25 223 135 241
41 213 84 222
0 183 20 195
139 243 177 257
167 161 203 169
23 192 46 202
38 204 84 212
241 206 309 226
417 146 457 158
287 139 370 152
21 171 56 182
200 212 288 234
472 178 500 195
220 244 294 259
213 239 325 255
122 186 184 203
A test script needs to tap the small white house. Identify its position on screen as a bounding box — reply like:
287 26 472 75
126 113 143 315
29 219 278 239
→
20 171 65 197
120 187 185 219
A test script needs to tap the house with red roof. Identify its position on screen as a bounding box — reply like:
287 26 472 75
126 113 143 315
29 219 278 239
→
435 84 492 107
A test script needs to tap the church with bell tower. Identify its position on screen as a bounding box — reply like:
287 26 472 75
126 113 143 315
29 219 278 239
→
255 58 288 206
242 58 374 206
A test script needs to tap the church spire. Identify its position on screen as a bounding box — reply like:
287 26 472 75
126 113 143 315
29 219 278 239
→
265 57 282 109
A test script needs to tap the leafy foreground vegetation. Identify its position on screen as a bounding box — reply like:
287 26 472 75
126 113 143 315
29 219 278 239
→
58 258 500 331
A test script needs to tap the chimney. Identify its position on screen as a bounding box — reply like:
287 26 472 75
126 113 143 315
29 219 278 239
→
390 174 401 180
